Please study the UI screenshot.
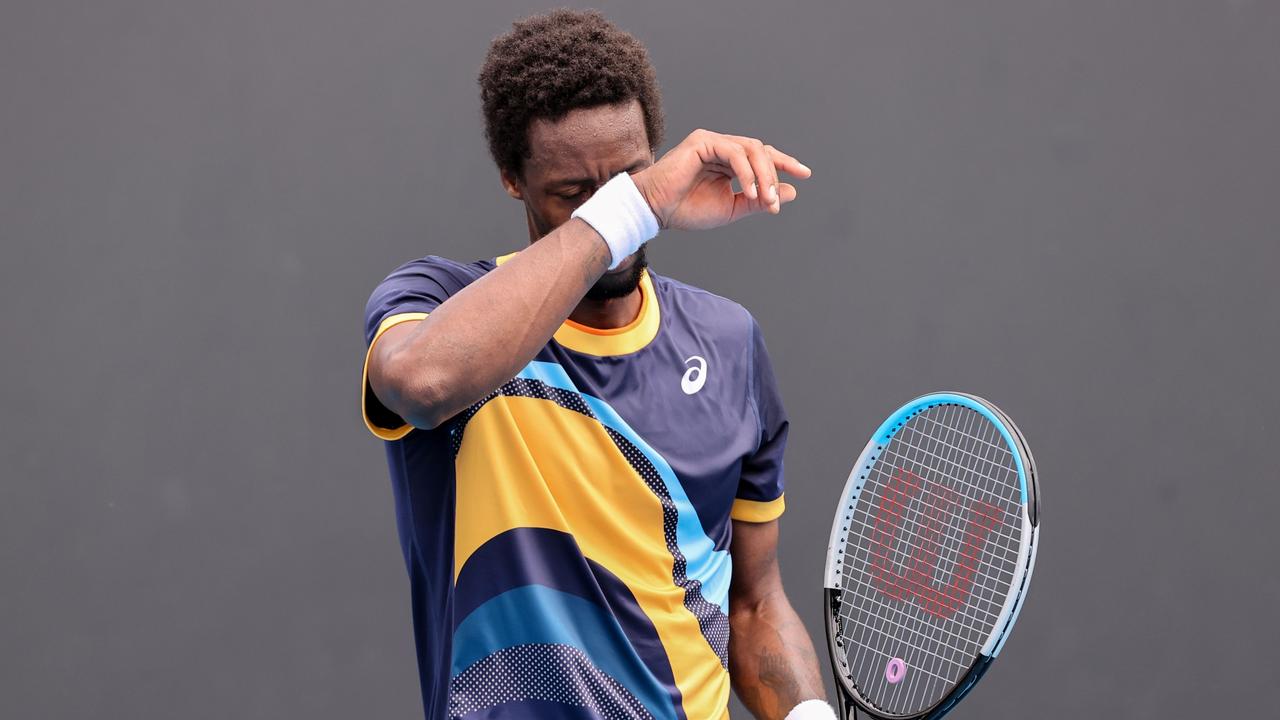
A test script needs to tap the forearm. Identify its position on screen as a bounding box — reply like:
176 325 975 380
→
386 218 610 426
729 593 828 719
375 127 811 429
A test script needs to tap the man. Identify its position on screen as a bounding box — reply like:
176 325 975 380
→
361 9 831 720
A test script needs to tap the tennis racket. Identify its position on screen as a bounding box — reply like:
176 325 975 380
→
823 393 1040 719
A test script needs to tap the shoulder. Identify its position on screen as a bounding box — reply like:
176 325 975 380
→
648 270 758 342
363 255 496 343
380 254 495 288
367 254 496 303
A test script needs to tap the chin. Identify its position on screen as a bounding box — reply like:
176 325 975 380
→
585 246 648 301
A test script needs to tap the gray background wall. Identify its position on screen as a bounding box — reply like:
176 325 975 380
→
3 1 1277 717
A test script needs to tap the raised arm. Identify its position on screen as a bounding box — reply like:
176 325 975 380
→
366 129 810 430
367 220 610 430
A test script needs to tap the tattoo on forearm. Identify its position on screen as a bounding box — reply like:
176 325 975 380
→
759 649 802 710
731 606 827 719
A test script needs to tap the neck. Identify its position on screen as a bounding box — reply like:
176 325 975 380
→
568 287 642 330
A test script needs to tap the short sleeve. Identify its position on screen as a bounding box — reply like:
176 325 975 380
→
360 256 487 440
731 317 789 522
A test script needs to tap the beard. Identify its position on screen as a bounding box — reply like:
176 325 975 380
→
585 244 648 301
527 204 649 302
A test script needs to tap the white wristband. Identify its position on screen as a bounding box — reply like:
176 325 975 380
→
784 699 838 720
570 172 660 269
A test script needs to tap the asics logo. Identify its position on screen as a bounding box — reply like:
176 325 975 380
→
681 355 707 395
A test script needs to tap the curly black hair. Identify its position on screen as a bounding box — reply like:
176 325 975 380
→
479 9 665 178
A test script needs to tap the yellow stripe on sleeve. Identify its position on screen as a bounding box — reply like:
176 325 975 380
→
730 495 786 523
360 312 428 441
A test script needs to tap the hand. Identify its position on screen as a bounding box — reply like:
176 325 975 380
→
631 129 811 231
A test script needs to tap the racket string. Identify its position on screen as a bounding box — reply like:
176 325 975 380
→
834 403 1023 716
842 406 996 712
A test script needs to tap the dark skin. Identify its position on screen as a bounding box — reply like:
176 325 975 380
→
729 519 829 718
366 99 821 718
500 101 655 326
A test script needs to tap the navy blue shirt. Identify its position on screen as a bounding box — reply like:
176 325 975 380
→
361 253 788 720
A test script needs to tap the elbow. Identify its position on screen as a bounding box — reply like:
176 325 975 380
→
401 399 449 432
383 354 457 431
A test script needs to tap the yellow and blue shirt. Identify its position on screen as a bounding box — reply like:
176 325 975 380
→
361 253 788 720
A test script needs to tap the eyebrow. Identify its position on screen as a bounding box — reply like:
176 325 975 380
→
550 161 648 188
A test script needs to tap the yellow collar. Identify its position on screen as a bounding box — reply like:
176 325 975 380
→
495 251 661 356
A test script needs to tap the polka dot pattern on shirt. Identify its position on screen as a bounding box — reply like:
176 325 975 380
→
449 642 655 720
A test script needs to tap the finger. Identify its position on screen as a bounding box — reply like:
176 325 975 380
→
744 139 781 213
701 158 767 209
723 135 811 181
764 145 812 179
777 182 798 204
725 136 780 210
711 140 758 200
726 181 799 223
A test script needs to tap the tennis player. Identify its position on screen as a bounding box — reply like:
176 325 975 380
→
361 10 831 720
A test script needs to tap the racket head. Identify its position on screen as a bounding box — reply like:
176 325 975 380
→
823 392 1039 719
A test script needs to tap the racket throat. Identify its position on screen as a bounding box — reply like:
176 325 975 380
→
824 587 860 720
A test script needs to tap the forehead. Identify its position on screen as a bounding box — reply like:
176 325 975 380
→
526 100 649 177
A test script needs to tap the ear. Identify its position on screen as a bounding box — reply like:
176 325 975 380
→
499 168 524 200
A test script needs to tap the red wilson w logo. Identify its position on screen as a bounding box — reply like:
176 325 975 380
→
869 467 1001 620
